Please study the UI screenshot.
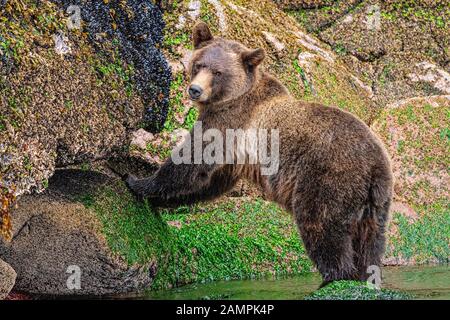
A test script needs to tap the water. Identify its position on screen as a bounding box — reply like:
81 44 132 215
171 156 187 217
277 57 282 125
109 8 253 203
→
142 265 450 300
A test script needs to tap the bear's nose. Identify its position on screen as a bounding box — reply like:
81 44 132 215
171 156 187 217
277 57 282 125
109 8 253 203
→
188 85 203 100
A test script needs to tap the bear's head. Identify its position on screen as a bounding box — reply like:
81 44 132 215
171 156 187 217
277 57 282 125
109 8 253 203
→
187 22 265 105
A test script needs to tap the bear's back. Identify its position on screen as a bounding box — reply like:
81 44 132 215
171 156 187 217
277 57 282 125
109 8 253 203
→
254 98 390 182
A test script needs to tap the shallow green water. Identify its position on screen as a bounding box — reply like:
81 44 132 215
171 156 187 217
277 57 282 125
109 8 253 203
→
142 265 450 300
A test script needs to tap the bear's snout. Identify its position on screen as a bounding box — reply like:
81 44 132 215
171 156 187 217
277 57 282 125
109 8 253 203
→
188 84 203 101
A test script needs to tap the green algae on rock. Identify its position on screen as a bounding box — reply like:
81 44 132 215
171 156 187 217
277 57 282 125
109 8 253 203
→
0 168 312 294
89 179 313 290
372 96 450 265
305 280 412 300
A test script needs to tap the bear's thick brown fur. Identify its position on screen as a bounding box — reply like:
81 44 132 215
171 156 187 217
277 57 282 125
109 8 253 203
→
127 22 393 286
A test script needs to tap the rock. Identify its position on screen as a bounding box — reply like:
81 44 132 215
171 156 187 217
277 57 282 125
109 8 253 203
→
282 0 362 32
373 96 449 265
294 30 335 63
168 60 185 75
274 0 335 10
167 220 182 229
408 62 450 95
170 128 190 146
262 31 286 53
180 48 193 71
372 95 449 207
0 169 154 296
207 0 227 32
0 258 16 300
0 0 171 238
187 0 202 20
53 32 71 55
390 202 418 222
289 0 450 106
129 128 190 165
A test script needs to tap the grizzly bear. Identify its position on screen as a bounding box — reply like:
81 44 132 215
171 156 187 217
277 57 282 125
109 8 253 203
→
127 22 393 286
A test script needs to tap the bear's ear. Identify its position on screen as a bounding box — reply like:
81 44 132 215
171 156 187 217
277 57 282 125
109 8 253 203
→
241 48 265 69
193 22 213 49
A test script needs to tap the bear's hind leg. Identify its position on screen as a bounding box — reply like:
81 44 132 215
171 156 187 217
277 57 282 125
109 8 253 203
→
352 202 389 282
295 207 357 287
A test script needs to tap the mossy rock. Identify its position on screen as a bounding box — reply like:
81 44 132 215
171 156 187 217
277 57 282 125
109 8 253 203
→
305 280 412 300
372 96 450 265
89 175 313 290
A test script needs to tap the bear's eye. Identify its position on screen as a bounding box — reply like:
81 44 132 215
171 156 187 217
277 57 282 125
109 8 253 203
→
193 63 202 73
213 70 222 76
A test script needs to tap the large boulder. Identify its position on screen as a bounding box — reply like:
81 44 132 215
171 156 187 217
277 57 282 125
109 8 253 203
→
0 258 16 299
0 0 171 239
0 169 155 296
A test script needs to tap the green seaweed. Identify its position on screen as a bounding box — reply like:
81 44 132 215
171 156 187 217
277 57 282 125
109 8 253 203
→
85 182 312 290
305 280 412 300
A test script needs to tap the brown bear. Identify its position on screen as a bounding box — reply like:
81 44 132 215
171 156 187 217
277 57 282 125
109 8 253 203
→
127 22 393 286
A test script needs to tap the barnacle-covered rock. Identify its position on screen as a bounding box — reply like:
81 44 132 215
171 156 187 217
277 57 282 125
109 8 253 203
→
0 0 171 238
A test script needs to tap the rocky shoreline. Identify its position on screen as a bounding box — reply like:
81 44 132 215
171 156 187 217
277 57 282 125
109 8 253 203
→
1 0 448 299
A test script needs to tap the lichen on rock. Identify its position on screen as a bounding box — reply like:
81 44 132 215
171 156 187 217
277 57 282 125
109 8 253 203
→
286 0 450 106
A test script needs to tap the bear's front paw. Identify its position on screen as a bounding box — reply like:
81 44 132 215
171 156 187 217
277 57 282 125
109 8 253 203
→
124 174 144 202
